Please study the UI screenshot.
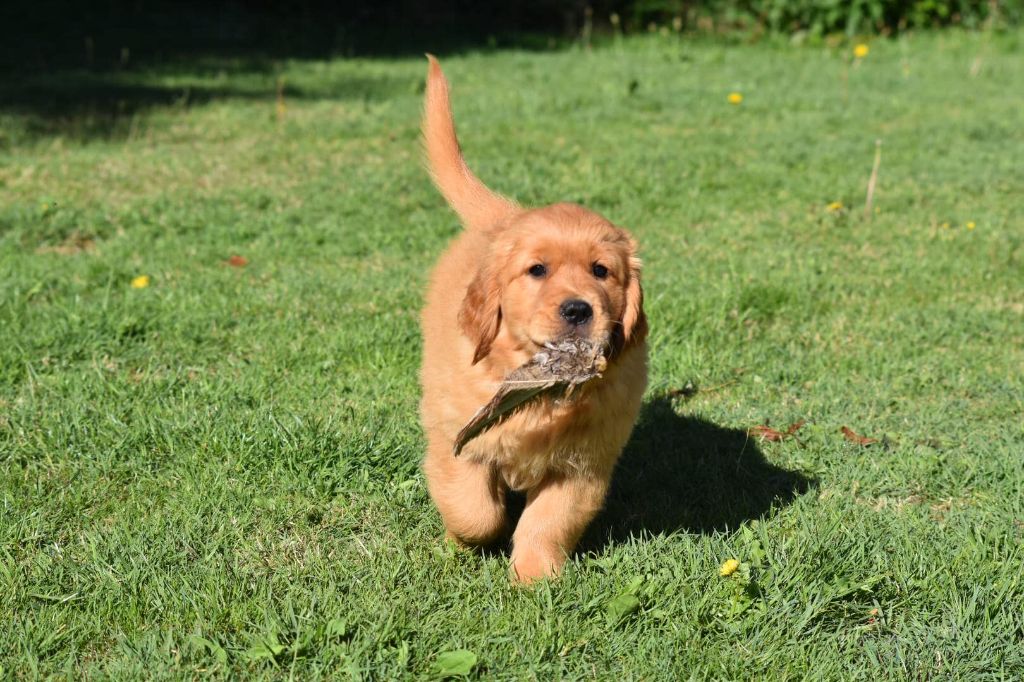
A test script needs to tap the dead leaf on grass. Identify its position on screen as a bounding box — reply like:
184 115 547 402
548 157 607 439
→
748 420 805 442
749 425 786 441
841 426 878 445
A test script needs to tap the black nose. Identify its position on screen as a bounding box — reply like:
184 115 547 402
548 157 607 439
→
559 299 593 326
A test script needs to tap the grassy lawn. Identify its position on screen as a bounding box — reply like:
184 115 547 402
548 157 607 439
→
2 28 1023 679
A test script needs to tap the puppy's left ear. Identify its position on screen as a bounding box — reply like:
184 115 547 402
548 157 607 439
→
617 248 647 353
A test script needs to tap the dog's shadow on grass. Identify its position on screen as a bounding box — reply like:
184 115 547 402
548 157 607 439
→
577 397 815 552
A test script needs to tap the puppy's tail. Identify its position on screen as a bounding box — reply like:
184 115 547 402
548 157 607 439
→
423 55 517 230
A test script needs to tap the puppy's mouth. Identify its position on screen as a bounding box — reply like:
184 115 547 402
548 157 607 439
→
528 328 612 356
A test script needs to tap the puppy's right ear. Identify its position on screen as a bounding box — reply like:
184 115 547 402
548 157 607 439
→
458 265 502 365
423 55 518 231
621 252 647 347
610 240 648 357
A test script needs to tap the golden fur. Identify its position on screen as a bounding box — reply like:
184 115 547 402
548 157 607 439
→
419 56 648 583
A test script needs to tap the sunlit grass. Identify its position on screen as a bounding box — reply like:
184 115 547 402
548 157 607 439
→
2 29 1023 679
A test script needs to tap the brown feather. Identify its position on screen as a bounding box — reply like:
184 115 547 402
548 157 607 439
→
453 339 607 455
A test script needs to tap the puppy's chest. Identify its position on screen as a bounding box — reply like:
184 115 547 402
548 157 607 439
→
463 395 605 490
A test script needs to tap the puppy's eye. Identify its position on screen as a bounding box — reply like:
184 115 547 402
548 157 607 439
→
528 264 547 278
592 263 609 279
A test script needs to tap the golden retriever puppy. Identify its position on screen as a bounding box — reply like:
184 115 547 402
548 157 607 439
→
419 56 648 583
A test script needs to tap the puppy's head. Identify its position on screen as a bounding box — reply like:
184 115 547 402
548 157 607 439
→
460 203 646 365
423 57 646 366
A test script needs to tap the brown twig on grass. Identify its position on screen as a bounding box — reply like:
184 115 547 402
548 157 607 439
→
666 369 748 400
666 378 735 399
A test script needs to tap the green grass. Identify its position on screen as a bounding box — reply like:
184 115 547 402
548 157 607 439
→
2 29 1024 679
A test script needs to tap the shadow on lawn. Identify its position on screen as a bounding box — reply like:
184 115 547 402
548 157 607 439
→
578 397 815 551
0 69 409 141
0 1 572 143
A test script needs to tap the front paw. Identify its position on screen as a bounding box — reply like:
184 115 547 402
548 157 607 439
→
510 545 563 584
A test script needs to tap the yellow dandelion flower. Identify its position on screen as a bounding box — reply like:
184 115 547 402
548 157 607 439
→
130 275 150 289
966 221 976 230
719 558 740 577
854 44 869 59
940 222 950 229
827 201 844 212
727 92 743 105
